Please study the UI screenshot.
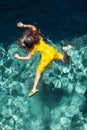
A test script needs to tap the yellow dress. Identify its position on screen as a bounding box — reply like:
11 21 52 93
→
30 37 63 73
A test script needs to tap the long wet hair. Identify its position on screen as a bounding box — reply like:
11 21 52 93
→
17 28 41 51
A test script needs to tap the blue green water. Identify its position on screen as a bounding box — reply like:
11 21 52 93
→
0 0 87 130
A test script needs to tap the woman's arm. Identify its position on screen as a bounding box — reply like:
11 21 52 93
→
14 53 32 60
17 22 37 31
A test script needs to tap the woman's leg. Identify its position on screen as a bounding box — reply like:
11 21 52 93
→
32 72 41 91
28 72 41 97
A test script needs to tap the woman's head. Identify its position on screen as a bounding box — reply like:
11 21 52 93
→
17 36 35 50
17 28 41 50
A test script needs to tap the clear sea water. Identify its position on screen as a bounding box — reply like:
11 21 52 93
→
0 0 87 130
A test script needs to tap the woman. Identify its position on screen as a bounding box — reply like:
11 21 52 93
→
15 22 72 97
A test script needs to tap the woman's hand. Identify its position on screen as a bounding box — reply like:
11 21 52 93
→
17 22 24 28
14 54 20 59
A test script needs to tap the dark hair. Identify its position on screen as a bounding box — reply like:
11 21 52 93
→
23 28 41 42
17 27 41 50
17 36 35 50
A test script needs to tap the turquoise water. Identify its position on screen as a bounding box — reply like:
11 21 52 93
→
0 0 87 130
0 34 87 130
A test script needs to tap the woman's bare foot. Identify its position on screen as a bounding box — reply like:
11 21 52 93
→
63 45 73 52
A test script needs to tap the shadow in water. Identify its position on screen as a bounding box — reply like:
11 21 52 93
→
39 83 70 108
79 90 87 117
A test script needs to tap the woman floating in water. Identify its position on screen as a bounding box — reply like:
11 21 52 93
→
15 22 72 97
